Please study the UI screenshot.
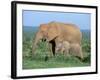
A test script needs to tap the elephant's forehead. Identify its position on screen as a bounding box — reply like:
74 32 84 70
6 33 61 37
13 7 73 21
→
41 28 47 31
40 26 48 31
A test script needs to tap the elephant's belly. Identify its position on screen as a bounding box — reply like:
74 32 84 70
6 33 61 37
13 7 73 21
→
64 36 80 44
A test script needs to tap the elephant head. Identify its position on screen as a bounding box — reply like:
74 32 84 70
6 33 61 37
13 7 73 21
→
46 22 60 42
32 22 60 56
32 24 49 54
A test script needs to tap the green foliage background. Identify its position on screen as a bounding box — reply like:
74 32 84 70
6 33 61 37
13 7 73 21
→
23 27 91 69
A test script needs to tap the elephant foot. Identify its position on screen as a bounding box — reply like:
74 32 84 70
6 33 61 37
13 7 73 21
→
75 56 84 62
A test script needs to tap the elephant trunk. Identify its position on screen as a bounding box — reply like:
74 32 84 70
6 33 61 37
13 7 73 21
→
32 32 42 55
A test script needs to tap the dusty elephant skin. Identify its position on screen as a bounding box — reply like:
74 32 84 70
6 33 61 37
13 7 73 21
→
55 41 70 56
32 21 83 60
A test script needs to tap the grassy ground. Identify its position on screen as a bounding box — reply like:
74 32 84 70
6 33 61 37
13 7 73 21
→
23 54 90 69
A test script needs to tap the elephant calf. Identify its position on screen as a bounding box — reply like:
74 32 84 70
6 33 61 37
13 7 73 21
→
55 41 70 56
55 41 83 59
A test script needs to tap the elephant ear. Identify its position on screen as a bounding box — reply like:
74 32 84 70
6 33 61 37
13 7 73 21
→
47 22 60 41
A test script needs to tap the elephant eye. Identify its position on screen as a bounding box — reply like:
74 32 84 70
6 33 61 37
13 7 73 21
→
41 31 44 34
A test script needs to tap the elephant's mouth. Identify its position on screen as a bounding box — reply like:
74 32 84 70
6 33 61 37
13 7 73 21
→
41 38 46 42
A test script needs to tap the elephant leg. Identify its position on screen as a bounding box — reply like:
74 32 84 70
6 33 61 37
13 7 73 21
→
65 49 70 57
74 45 83 60
70 44 83 60
78 46 83 60
48 43 54 57
62 48 70 58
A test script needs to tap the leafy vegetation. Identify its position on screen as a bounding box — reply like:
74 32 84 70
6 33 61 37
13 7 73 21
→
22 27 91 69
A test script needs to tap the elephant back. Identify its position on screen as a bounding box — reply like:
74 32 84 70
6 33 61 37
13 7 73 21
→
58 22 82 44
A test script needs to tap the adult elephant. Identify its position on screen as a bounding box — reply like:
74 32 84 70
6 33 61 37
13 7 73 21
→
32 21 83 59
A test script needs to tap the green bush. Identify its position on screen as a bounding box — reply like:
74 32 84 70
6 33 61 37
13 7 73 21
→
82 39 91 52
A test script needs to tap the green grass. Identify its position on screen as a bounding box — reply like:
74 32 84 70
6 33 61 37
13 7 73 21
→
23 54 90 69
